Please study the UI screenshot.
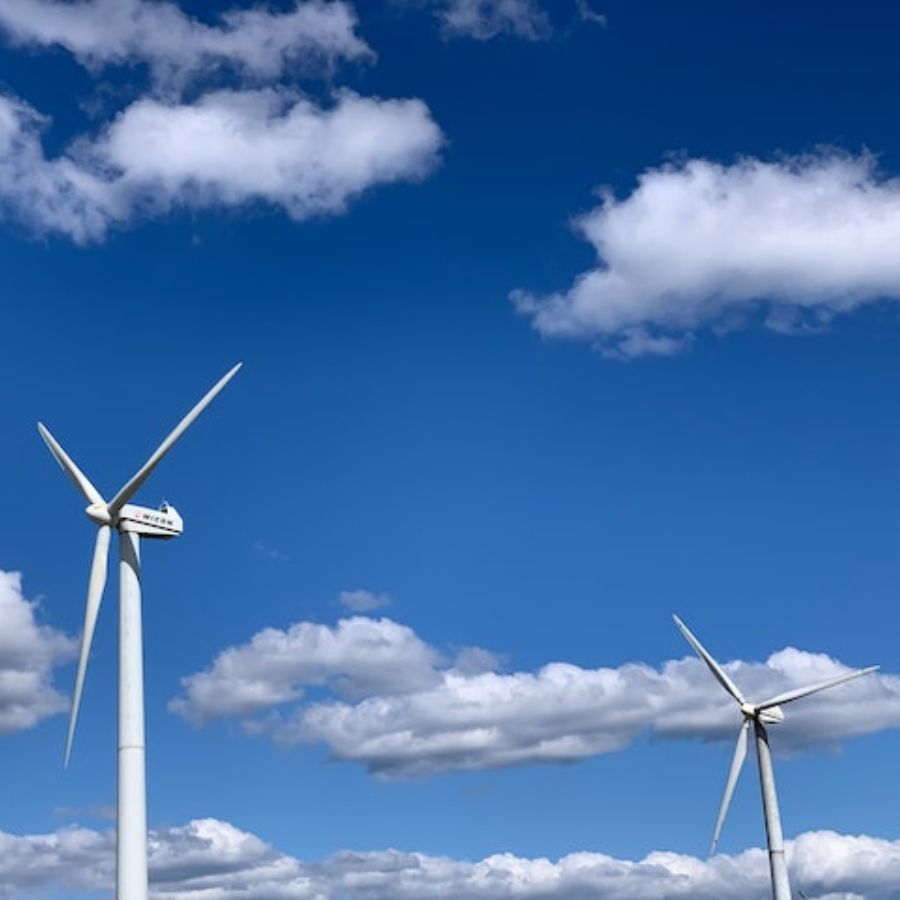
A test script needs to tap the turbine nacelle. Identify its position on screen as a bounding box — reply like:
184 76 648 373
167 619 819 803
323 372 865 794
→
119 503 183 539
85 499 183 538
741 702 785 724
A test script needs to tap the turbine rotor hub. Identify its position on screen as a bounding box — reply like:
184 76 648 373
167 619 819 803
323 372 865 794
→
85 503 111 526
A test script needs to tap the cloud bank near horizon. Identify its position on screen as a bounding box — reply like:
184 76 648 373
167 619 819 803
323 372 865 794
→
2 817 899 899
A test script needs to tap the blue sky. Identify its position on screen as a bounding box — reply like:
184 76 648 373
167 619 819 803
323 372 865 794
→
3 1 900 896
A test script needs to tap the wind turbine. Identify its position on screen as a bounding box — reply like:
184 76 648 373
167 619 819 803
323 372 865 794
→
673 615 877 900
39 364 241 900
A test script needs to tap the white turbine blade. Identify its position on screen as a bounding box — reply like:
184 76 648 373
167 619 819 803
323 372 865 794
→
710 718 750 855
37 423 105 507
107 363 242 517
65 525 111 767
673 615 746 704
756 665 879 711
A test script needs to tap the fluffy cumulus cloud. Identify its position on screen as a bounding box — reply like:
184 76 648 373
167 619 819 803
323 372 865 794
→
431 0 551 40
168 617 447 724
171 615 900 777
0 0 370 87
513 152 900 357
0 0 446 241
0 569 75 734
1 818 900 898
0 88 443 242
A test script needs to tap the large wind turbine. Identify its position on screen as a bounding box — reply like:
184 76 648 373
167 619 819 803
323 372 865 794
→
673 615 877 900
39 364 241 900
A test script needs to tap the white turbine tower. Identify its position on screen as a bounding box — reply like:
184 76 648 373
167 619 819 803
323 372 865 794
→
39 364 241 900
673 615 877 900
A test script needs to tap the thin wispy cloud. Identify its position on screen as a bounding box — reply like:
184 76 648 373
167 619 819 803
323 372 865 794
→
0 569 75 734
170 615 899 777
52 803 116 822
431 0 551 40
575 0 606 26
513 152 900 357
337 589 392 612
253 541 289 562
1 818 899 898
408 0 606 39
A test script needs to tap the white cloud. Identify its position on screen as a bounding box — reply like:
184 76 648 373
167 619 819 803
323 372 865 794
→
169 617 446 725
431 0 550 40
171 615 900 777
0 1 445 241
253 540 287 562
338 589 392 612
0 88 443 242
0 570 75 734
512 152 900 357
0 0 370 88
575 0 606 26
1 818 900 898
0 95 114 243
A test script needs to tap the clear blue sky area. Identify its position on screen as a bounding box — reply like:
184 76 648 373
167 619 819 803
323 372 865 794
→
2 0 900 886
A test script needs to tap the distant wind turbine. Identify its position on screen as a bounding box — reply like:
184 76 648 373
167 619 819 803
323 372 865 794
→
39 364 241 900
673 615 877 900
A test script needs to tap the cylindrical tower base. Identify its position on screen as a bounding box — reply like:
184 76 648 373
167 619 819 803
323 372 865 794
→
754 721 791 900
117 530 148 900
